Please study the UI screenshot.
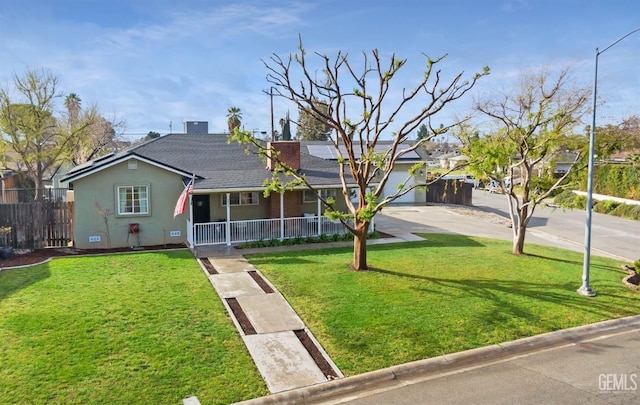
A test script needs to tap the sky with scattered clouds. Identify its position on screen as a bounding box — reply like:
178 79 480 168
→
1 0 639 140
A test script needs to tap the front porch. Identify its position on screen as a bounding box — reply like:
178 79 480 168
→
187 215 363 247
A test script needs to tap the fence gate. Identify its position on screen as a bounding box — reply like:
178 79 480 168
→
426 179 473 206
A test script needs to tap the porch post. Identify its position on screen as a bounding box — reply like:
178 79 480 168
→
188 193 194 248
317 197 322 235
279 192 284 241
226 193 231 246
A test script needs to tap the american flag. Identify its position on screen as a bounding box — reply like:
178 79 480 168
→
173 178 194 218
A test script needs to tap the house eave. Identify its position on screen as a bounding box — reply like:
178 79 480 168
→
61 154 195 183
196 183 370 194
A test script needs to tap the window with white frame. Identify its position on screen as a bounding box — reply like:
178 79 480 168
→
221 192 259 206
303 189 337 203
117 185 149 215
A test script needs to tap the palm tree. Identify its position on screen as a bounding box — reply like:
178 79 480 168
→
226 106 242 133
65 93 82 125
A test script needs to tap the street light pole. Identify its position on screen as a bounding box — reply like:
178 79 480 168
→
578 28 640 297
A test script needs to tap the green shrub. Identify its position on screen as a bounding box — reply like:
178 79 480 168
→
594 164 640 200
610 204 640 220
594 200 619 214
634 259 640 273
554 190 579 206
572 195 587 209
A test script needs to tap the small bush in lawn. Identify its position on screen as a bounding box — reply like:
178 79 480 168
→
634 258 640 273
341 232 354 241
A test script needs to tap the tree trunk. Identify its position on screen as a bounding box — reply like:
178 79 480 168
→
351 222 369 270
512 223 526 255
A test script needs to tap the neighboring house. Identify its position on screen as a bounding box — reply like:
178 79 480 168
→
446 154 469 170
303 140 427 205
45 163 73 189
537 151 580 178
0 171 22 204
61 133 361 250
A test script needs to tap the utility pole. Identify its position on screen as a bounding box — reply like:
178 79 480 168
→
264 87 275 141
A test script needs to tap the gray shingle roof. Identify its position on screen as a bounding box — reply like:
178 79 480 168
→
63 134 353 191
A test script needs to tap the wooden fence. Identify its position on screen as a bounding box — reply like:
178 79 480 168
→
426 179 473 206
0 201 74 249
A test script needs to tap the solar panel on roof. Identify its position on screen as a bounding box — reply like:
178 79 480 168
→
306 144 337 159
307 143 421 160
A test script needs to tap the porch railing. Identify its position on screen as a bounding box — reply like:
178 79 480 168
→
191 215 351 247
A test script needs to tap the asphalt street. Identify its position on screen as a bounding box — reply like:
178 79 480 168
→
335 327 640 405
472 190 640 262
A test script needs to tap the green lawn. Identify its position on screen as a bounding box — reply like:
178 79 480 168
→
247 234 640 376
0 251 268 404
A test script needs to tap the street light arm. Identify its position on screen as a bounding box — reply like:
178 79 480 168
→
599 28 640 56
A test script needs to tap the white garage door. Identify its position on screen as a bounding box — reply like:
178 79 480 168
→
383 171 415 204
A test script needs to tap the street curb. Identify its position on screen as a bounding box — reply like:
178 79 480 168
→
232 315 640 405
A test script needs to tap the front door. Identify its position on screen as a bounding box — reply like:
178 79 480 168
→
192 194 210 223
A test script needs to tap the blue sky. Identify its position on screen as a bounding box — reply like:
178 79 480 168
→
1 0 639 140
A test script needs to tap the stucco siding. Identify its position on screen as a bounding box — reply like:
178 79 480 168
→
72 158 187 249
209 192 270 221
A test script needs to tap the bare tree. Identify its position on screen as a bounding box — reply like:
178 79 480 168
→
232 40 488 270
0 69 95 193
70 109 123 165
464 68 590 255
0 70 121 191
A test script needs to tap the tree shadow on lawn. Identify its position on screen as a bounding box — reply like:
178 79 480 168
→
247 236 486 267
371 267 635 322
524 253 629 275
0 263 51 303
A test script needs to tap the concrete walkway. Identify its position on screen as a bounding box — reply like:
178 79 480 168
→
191 233 424 398
201 254 338 393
